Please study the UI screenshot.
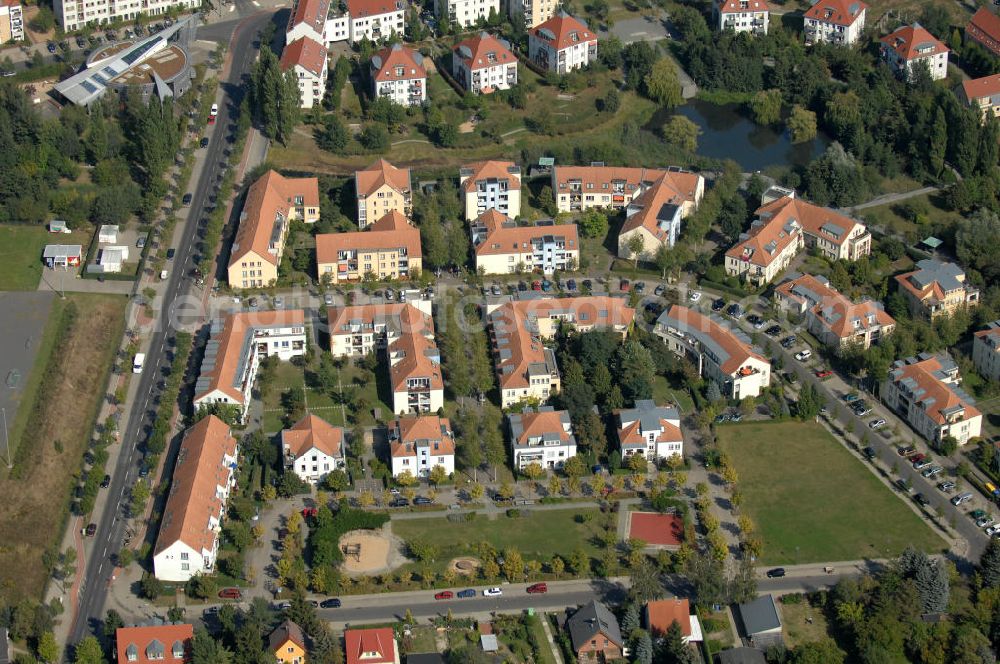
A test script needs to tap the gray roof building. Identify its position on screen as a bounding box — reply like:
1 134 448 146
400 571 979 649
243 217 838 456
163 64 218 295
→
737 595 782 643
567 600 623 652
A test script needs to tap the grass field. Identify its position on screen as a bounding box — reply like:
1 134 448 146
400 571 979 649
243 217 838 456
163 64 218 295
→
0 293 127 602
0 224 90 291
780 597 834 649
716 421 945 565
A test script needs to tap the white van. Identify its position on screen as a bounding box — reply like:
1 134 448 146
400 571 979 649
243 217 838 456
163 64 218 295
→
133 353 145 374
160 270 168 281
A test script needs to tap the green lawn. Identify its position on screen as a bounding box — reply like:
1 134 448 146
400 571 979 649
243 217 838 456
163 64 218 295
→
652 375 694 414
717 421 945 564
0 224 89 290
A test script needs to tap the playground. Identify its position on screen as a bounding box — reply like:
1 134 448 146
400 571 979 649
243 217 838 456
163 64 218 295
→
338 525 408 576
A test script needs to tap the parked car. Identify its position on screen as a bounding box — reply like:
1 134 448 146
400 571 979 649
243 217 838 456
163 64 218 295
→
987 524 1000 537
937 481 956 492
274 601 292 610
532 280 542 291
218 588 242 600
200 137 209 148
166 248 175 260
780 335 797 348
84 523 97 537
843 393 860 403
434 591 454 600
526 583 548 594
633 281 646 293
726 303 743 319
688 290 702 302
76 35 87 47
914 493 929 506
862 446 876 460
136 236 146 249
101 474 111 488
390 498 410 508
541 280 552 292
815 370 833 378
977 515 996 528
203 606 220 616
711 298 726 312
490 283 502 296
47 42 57 53
567 279 577 291
319 598 341 608
414 496 433 505
895 479 913 493
795 349 812 361
869 418 886 429
897 445 916 456
483 587 503 597
457 589 476 598
765 325 782 337
913 459 932 470
747 315 765 329
921 465 943 478
324 293 334 306
909 453 926 464
972 509 988 520
619 279 630 292
854 405 873 417
951 492 974 506
654 284 664 296
581 279 592 292
766 568 786 578
182 193 193 205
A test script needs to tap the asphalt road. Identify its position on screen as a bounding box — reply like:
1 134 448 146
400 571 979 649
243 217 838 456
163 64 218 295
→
68 5 273 646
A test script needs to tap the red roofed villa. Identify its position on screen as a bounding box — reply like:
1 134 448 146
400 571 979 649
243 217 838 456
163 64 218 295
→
883 353 982 445
280 36 328 109
880 23 949 81
966 7 1000 58
803 0 867 45
371 43 426 107
714 0 769 35
528 12 597 73
345 628 399 664
960 73 1000 120
452 32 518 94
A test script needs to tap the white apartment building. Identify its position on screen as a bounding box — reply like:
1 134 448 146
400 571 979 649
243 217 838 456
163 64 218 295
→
616 400 684 462
508 407 577 470
460 160 522 221
326 0 405 44
281 36 328 109
371 44 427 107
527 12 597 74
282 414 346 484
715 0 769 35
883 353 983 445
287 0 329 43
472 210 579 275
435 0 500 28
452 32 517 94
552 166 703 215
327 301 433 357
390 415 456 478
803 0 867 46
388 322 444 415
55 0 195 31
880 23 949 81
973 321 1000 382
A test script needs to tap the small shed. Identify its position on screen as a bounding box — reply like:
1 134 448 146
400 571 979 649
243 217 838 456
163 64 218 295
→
918 236 943 253
479 635 498 653
48 220 70 234
98 224 120 244
99 246 130 273
43 244 82 268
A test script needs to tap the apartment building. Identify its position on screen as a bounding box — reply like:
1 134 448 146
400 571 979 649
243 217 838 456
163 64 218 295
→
655 305 770 399
616 400 683 462
388 318 444 414
355 158 412 228
960 73 1000 120
316 210 422 283
509 0 557 28
55 0 194 31
452 32 518 94
973 321 1000 382
894 259 980 319
883 353 983 445
282 414 345 484
617 171 705 260
802 0 866 45
472 210 579 275
551 165 703 215
227 170 320 290
389 415 455 478
715 0 769 35
489 296 634 407
371 44 426 107
287 0 329 43
774 273 895 350
281 36 328 109
966 7 1000 58
325 0 405 43
527 12 597 73
508 407 577 470
435 0 500 27
116 624 193 664
153 415 238 582
192 311 307 422
460 160 522 221
880 23 949 81
0 0 23 42
327 301 433 358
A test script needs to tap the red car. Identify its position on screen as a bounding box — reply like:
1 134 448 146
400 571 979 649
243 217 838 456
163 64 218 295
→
910 453 926 464
531 280 542 291
620 279 631 292
434 591 454 600
218 588 242 600
814 370 833 378
526 583 548 594
301 507 318 518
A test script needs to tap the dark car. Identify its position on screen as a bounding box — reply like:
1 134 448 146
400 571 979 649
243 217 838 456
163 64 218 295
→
541 280 552 292
100 474 111 488
200 137 209 148
633 281 646 293
766 568 786 578
781 335 797 348
390 498 410 508
897 445 916 456
182 193 193 205
765 325 782 336
84 523 97 537
862 446 876 460
457 589 476 598
914 493 930 506
166 248 175 260
76 35 87 47
517 281 527 291
47 42 57 53
566 279 577 291
711 298 726 312
726 303 743 319
414 496 433 505
582 279 592 291
319 598 342 608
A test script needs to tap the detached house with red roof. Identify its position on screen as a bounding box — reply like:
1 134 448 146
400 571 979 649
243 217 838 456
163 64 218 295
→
389 415 455 478
508 406 577 470
960 74 1000 120
883 353 982 445
617 170 705 261
345 628 399 664
282 414 346 484
655 305 771 399
645 598 703 644
880 23 949 81
153 416 239 581
452 32 518 94
371 44 426 107
528 12 597 73
803 0 867 46
714 0 769 35
116 623 193 664
471 210 579 275
355 159 412 228
966 7 1000 58
460 160 522 220
616 400 683 462
281 36 328 109
326 0 405 44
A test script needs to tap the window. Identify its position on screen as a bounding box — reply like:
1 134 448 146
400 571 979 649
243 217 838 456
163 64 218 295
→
180 552 189 560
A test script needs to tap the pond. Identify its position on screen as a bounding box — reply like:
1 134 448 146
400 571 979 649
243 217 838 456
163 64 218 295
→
649 98 832 172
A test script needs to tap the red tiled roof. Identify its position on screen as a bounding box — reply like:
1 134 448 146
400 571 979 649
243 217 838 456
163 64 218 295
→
372 44 426 82
530 12 596 50
628 512 683 547
803 0 866 26
315 210 422 263
281 36 327 78
282 414 344 459
513 409 572 445
661 305 767 375
888 356 981 425
388 305 442 393
288 0 330 37
967 8 1000 56
392 415 455 457
725 197 804 268
460 160 521 193
473 210 578 257
962 73 1000 102
880 24 949 61
454 33 516 71
646 599 692 638
619 172 702 240
327 302 433 341
345 628 397 664
346 0 402 17
618 418 682 446
116 624 193 664
553 165 664 196
230 170 319 267
718 0 768 14
355 158 411 197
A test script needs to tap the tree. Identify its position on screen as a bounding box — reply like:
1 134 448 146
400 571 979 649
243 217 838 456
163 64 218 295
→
324 469 350 492
629 557 664 603
601 87 621 113
250 46 301 145
928 106 948 177
661 115 700 152
503 546 525 580
914 558 949 613
316 115 349 153
788 639 846 664
522 462 544 481
633 630 653 664
191 628 233 664
748 89 782 126
787 105 817 143
140 574 163 600
359 124 390 152
73 636 105 664
980 539 1000 588
705 381 722 404
956 209 1000 283
37 632 59 663
578 208 609 238
103 610 124 640
644 59 683 108
662 620 696 664
718 194 747 242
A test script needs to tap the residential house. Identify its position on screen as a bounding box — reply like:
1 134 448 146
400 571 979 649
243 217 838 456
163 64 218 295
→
115 623 193 664
42 244 82 268
615 399 684 462
472 210 579 275
0 0 24 42
883 353 983 445
282 414 346 484
527 12 597 73
880 23 949 81
567 600 624 661
715 0 769 35
460 160 522 220
435 0 500 28
345 628 399 664
325 0 405 44
509 0 557 28
192 311 307 422
387 313 444 414
281 36 328 109
326 301 433 358
894 259 980 319
287 0 329 43
355 159 412 228
452 32 518 94
371 44 427 107
966 7 1000 58
389 415 455 478
489 296 635 408
269 620 308 664
315 210 423 283
716 648 768 664
960 73 1000 120
973 321 1000 382
645 598 704 643
737 595 782 647
227 170 320 289
552 165 704 214
802 0 867 45
774 273 895 350
508 407 577 470
153 416 239 581
617 171 705 260
655 305 770 399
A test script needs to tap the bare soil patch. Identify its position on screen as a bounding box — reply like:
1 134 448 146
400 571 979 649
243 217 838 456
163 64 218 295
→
339 525 408 576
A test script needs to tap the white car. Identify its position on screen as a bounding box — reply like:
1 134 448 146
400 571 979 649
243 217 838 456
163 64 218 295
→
795 350 812 361
483 587 503 597
869 419 886 430
688 291 701 303
989 524 1000 537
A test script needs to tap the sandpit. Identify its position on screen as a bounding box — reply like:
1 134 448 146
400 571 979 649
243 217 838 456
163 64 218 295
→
448 557 481 576
339 525 408 576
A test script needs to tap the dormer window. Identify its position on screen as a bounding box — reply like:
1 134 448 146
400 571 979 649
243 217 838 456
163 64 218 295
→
395 66 404 76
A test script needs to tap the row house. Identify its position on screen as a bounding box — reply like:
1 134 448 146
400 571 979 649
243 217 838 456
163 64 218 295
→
655 305 771 400
715 0 769 35
227 170 319 290
153 416 239 581
880 23 949 82
960 73 1000 121
508 407 577 470
327 301 433 358
282 413 346 484
472 210 579 275
883 353 983 445
615 399 683 462
527 12 597 74
371 44 427 107
325 0 405 44
552 165 703 215
115 623 193 664
452 32 518 94
435 0 500 28
281 36 329 109
972 321 1000 382
617 171 705 261
355 158 412 228
775 273 895 350
966 7 1000 59
192 311 307 423
802 0 866 46
894 259 980 320
389 415 455 478
459 160 522 220
316 210 423 283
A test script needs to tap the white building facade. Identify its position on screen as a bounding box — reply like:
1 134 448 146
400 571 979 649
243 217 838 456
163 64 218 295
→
883 354 983 445
371 44 427 107
452 32 518 94
390 416 456 478
803 0 867 45
460 161 522 221
527 12 597 74
54 0 196 31
616 400 684 462
435 0 500 27
508 407 577 470
715 0 769 35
